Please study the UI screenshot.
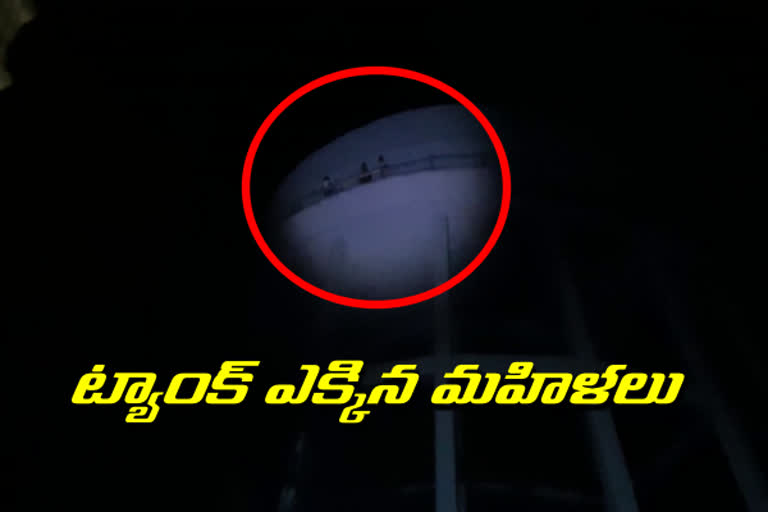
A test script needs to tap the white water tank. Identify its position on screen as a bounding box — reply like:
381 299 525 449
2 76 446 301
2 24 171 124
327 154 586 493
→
269 105 500 300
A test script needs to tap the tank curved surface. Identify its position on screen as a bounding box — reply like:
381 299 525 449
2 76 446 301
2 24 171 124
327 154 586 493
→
269 105 501 300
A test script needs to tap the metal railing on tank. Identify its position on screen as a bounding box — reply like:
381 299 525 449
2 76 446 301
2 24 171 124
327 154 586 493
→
283 151 498 219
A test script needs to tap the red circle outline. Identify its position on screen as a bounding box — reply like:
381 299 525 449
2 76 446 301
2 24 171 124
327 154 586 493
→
242 66 510 309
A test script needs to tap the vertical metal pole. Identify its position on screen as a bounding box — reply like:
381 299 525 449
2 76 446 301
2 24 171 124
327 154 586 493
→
559 260 640 512
327 236 348 295
433 215 459 512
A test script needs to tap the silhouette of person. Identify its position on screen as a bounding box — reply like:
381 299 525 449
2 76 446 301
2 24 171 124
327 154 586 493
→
322 175 335 196
377 154 388 176
359 162 372 183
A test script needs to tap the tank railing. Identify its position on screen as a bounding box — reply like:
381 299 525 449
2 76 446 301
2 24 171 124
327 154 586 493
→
283 151 498 219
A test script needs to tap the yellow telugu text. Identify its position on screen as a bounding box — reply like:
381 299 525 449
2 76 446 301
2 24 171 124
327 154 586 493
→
71 361 684 424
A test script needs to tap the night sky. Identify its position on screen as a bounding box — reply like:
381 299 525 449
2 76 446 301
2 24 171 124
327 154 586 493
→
3 4 767 511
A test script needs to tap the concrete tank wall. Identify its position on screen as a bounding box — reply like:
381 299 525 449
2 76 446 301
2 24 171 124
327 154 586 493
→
276 167 498 299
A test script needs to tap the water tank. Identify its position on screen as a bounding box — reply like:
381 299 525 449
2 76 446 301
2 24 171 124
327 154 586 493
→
268 104 501 300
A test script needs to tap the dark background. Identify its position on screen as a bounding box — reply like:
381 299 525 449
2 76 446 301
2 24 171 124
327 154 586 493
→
3 4 766 511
